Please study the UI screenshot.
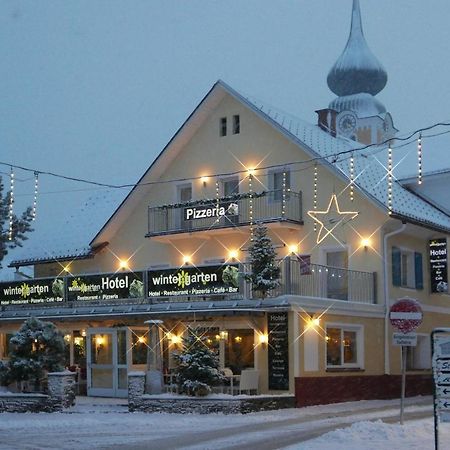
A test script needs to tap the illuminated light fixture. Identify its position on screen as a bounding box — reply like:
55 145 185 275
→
219 330 228 340
387 143 393 215
417 134 422 185
215 334 221 341
64 334 71 342
74 337 83 346
307 316 320 329
170 334 182 346
96 336 104 346
247 168 256 177
288 244 298 255
119 259 129 270
80 329 86 337
63 265 71 273
182 255 191 265
307 194 359 244
234 336 242 343
201 176 208 187
137 336 146 344
258 333 269 346
361 238 371 250
228 249 239 260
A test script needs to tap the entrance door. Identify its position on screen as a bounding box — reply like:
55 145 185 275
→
87 328 128 398
326 250 349 300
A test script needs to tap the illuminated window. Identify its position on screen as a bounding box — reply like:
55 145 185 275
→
220 117 227 137
232 115 240 134
326 325 363 368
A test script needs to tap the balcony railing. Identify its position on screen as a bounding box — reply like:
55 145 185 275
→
147 190 302 236
243 259 376 304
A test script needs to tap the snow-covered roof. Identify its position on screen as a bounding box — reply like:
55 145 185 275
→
5 80 450 274
6 188 128 271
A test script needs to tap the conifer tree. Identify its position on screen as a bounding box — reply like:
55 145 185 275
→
6 317 65 390
173 328 224 396
0 176 34 268
247 223 281 298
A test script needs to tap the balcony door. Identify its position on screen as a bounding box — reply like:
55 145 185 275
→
326 250 348 300
221 178 239 225
177 184 192 230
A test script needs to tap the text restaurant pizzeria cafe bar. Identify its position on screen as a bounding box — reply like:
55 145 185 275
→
0 264 292 398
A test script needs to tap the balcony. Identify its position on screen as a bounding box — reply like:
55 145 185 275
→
147 190 303 237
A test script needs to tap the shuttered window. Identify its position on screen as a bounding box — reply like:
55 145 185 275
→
392 246 423 290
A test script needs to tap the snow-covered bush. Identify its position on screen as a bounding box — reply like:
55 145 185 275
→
246 223 281 298
173 328 224 396
5 317 65 391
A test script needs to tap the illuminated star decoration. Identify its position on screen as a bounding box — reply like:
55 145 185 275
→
307 194 359 244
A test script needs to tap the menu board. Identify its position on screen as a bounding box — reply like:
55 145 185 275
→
268 311 289 390
430 238 448 293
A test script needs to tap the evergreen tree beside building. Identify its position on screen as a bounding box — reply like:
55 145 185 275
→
247 223 281 298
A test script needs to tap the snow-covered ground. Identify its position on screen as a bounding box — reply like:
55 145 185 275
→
0 396 448 449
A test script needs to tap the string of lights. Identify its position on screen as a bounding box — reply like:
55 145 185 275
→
1 120 450 191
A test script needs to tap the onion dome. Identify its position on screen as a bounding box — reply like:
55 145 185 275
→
327 0 387 97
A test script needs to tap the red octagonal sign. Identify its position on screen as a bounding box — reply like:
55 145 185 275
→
389 298 423 334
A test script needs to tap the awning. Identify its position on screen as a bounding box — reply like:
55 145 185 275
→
0 298 290 322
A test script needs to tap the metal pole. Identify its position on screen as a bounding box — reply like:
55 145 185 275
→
431 330 439 450
400 345 406 425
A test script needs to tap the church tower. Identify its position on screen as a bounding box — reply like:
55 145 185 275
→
317 0 397 144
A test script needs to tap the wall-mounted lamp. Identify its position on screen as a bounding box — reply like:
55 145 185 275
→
307 315 320 329
361 238 371 250
258 332 269 347
201 176 208 187
118 259 129 270
81 329 86 337
288 244 299 255
166 332 182 346
247 168 256 177
182 255 192 265
228 249 239 261
95 335 105 346
63 265 71 273
137 336 146 344
64 334 71 342
219 330 228 341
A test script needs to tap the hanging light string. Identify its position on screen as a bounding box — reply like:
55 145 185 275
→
417 133 423 185
248 173 254 241
349 153 354 202
32 171 39 220
8 167 14 241
313 164 318 231
387 143 393 215
281 170 286 218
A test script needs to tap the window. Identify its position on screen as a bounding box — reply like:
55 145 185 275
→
232 115 240 134
270 170 290 201
220 117 227 137
225 329 254 375
392 247 423 289
406 335 431 370
326 325 363 368
326 250 349 300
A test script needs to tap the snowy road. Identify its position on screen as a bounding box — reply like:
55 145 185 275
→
0 396 445 450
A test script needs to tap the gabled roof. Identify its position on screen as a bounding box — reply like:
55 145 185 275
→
7 80 450 271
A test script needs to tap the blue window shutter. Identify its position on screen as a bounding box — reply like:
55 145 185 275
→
415 252 423 290
392 247 401 286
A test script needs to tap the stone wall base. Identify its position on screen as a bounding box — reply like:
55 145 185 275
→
130 395 296 414
295 374 432 407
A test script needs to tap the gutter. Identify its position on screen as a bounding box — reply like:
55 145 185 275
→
383 221 407 374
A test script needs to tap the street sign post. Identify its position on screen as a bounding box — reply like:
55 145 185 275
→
389 298 423 425
392 332 417 347
431 328 450 450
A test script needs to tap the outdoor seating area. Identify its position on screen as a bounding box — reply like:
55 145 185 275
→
163 368 260 395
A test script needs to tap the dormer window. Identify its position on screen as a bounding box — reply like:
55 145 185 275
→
220 117 227 137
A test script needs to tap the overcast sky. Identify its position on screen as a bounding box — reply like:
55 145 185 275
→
1 0 450 271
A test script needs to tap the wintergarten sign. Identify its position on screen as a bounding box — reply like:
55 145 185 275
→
0 277 64 306
147 264 239 297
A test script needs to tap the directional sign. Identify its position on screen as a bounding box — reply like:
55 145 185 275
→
435 359 450 374
437 373 450 386
438 399 450 411
437 386 450 398
435 338 450 359
393 332 417 346
390 298 423 333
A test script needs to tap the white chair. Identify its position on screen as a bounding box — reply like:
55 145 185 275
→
237 369 259 395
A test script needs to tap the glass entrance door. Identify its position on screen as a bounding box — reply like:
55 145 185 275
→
87 328 128 398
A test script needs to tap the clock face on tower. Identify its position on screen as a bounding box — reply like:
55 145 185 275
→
337 111 357 136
